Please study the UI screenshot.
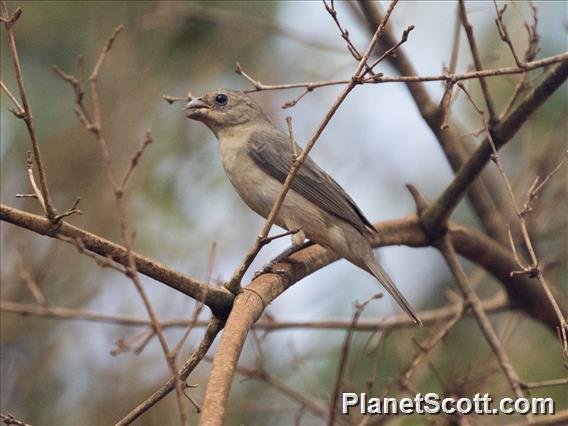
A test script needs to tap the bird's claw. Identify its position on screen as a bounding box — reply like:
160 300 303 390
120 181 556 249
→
253 241 314 279
253 262 289 279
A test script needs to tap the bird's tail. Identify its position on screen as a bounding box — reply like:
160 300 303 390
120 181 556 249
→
365 260 422 327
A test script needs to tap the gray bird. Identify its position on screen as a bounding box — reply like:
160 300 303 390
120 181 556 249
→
186 89 420 325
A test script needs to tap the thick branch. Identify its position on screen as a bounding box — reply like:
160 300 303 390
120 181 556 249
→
422 59 568 234
355 0 510 244
3 203 563 330
198 220 564 424
5 205 565 424
0 204 233 317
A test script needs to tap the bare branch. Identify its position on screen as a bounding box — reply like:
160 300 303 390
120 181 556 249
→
0 292 509 332
458 0 498 124
520 150 568 216
0 79 24 116
1 1 56 219
115 317 224 426
328 294 382 426
0 413 31 426
366 25 414 73
234 52 568 96
323 0 364 62
120 130 154 191
493 1 524 68
52 197 82 222
399 299 464 392
3 204 565 330
23 151 45 211
421 59 568 237
436 236 529 416
522 377 568 390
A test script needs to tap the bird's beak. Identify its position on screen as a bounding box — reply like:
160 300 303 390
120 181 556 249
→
185 98 210 111
185 98 211 120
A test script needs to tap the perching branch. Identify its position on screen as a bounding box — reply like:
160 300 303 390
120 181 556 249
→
3 203 564 330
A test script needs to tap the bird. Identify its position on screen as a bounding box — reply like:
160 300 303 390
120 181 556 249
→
186 89 421 326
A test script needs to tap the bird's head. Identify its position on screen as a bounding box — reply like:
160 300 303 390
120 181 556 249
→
185 89 270 133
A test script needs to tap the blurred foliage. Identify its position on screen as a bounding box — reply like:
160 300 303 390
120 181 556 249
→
1 1 566 425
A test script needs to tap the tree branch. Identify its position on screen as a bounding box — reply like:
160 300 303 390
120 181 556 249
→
1 292 509 332
3 203 564 330
1 2 56 219
0 204 233 317
422 59 568 235
115 317 225 425
355 0 511 245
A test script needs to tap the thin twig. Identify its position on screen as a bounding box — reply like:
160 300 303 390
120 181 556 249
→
399 300 464 392
56 25 188 425
162 94 190 104
520 151 568 216
261 228 303 246
366 25 414 73
498 4 540 120
436 236 530 418
23 152 45 211
328 294 382 426
493 1 524 68
323 0 364 62
1 1 56 219
458 82 568 365
0 413 31 426
439 3 461 130
16 254 48 306
120 130 154 191
52 197 82 222
0 292 509 332
235 51 567 94
0 79 24 116
115 317 224 426
522 377 568 390
458 0 498 124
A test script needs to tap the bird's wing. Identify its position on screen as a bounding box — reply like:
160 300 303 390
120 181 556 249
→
247 128 374 234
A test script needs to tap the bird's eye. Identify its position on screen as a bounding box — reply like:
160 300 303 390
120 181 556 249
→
215 94 228 106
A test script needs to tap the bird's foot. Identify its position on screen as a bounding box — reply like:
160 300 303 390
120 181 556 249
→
253 241 314 278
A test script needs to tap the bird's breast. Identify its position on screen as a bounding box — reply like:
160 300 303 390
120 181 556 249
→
217 134 340 248
220 141 279 218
